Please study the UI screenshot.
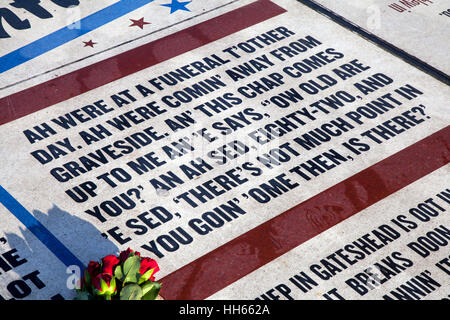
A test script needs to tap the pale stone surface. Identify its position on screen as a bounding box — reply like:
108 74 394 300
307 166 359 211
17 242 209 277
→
0 0 256 98
209 166 450 300
0 207 73 300
312 0 450 74
0 0 449 300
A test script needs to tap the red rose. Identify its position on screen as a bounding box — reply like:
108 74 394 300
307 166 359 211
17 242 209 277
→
92 273 116 295
86 261 101 278
102 255 120 276
119 248 140 263
82 261 100 286
79 261 100 290
139 257 159 281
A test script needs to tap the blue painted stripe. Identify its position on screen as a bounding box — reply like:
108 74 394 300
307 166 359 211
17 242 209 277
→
0 0 154 74
0 186 84 270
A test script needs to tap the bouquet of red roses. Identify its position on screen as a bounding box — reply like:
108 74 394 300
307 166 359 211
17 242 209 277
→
74 248 161 300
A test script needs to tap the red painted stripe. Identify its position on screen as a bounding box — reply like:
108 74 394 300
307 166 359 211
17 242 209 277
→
160 126 450 300
0 0 286 126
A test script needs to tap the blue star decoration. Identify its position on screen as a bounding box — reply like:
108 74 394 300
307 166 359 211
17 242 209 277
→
161 0 192 14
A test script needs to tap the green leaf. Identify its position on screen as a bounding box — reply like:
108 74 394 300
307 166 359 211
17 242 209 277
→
114 264 124 281
123 255 141 284
141 281 161 300
120 284 143 300
123 255 140 273
138 268 155 284
100 278 109 292
81 269 91 290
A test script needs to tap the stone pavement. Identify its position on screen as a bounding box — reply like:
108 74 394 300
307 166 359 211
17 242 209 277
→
0 0 448 300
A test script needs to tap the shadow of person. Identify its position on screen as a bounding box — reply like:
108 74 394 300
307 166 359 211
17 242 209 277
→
4 204 118 300
32 204 118 262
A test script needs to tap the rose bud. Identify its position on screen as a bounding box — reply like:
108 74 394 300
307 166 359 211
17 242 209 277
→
101 255 120 276
87 261 101 277
83 261 101 288
139 257 160 282
119 248 140 263
92 273 116 297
